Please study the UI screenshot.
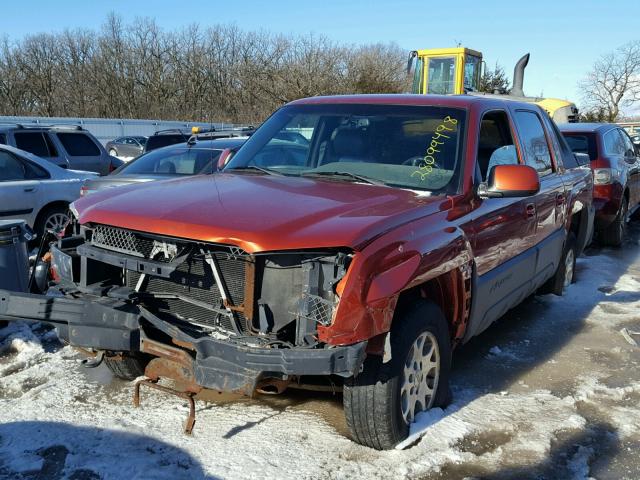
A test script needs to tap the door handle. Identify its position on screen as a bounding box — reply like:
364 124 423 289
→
555 193 565 205
526 203 536 218
23 187 37 193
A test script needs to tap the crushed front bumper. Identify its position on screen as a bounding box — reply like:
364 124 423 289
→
0 289 367 395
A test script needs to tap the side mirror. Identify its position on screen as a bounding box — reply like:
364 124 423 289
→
216 148 235 171
406 51 417 76
478 164 540 199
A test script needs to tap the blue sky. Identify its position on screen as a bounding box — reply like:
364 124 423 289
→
2 0 637 109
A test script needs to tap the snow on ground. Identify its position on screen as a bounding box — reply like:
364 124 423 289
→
3 227 640 479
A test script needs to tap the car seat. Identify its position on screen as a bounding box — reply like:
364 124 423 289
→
156 161 176 174
328 129 370 163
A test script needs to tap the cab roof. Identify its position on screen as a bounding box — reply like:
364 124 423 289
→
287 94 541 112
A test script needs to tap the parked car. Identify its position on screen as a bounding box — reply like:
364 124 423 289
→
0 144 97 237
0 94 593 450
143 129 191 153
143 127 254 154
560 123 640 246
80 137 247 196
105 136 148 159
0 123 122 175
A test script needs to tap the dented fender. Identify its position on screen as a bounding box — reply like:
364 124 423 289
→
317 209 473 346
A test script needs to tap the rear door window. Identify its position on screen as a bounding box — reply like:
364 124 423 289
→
618 129 637 158
0 151 27 181
56 133 100 156
604 129 626 155
543 118 578 169
514 110 553 176
14 132 53 157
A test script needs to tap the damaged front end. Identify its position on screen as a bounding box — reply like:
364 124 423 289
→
0 222 367 399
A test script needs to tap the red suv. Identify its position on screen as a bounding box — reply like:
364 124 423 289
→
561 123 640 246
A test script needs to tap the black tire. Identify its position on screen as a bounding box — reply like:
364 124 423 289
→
0 320 7 329
343 301 452 450
104 352 150 380
109 148 118 156
601 196 628 247
539 232 577 296
35 204 70 240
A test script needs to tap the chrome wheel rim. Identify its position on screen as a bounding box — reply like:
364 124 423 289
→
44 212 70 234
400 331 440 424
109 149 117 156
563 249 575 289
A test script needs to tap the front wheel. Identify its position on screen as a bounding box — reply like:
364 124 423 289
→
343 301 452 450
104 352 150 380
109 148 118 156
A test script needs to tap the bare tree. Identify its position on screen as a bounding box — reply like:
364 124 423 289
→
0 14 410 123
579 41 640 122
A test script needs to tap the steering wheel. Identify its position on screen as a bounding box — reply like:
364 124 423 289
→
402 156 443 170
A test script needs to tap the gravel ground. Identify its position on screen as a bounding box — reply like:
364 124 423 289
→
2 226 640 479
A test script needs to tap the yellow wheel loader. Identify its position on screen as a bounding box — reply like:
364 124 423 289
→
408 47 578 123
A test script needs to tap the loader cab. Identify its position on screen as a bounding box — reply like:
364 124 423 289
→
409 47 483 95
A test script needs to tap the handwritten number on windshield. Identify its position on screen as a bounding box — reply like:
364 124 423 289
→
411 116 458 181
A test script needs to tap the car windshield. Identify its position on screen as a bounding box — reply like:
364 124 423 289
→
133 136 147 145
117 146 222 175
226 103 466 192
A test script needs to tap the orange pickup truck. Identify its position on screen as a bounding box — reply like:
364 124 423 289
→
0 94 593 449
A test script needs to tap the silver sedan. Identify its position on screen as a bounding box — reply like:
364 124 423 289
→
0 144 97 237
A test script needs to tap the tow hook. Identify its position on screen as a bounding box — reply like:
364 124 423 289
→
133 378 197 435
81 350 105 368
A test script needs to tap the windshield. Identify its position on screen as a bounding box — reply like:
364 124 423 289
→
118 146 222 175
427 57 456 94
226 103 466 192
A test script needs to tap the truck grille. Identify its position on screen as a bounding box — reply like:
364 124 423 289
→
92 225 155 258
125 251 251 332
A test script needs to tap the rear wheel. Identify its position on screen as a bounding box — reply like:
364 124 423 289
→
343 301 452 450
104 352 150 380
539 232 577 296
601 197 628 247
109 148 118 156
